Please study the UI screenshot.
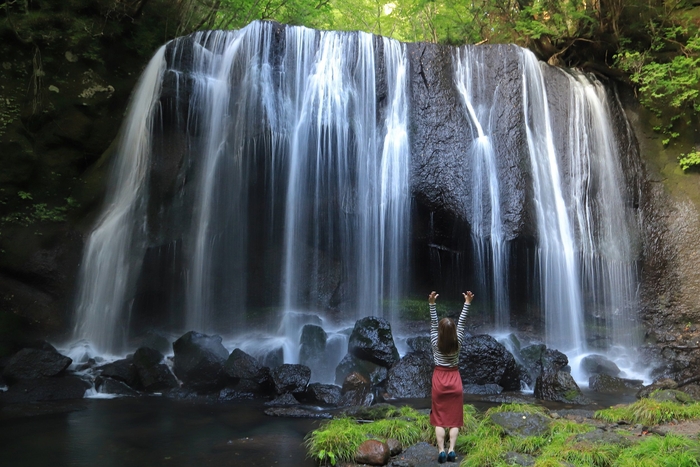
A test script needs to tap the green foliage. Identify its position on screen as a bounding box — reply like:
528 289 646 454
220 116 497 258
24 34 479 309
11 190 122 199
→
613 434 700 467
1 193 78 227
304 406 435 465
594 397 700 426
679 150 700 171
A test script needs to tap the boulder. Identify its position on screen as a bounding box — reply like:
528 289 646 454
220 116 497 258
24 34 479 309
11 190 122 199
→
94 376 141 396
636 378 677 399
540 348 569 374
534 371 591 405
406 336 433 355
520 344 547 380
386 438 402 456
263 406 333 419
340 371 373 407
271 363 311 395
172 331 229 391
580 354 621 377
304 382 342 406
355 439 391 466
132 347 178 392
97 357 140 389
0 376 90 403
335 353 389 387
134 331 172 355
589 374 643 394
386 352 433 398
265 393 299 406
463 384 503 395
2 348 72 382
224 348 272 394
348 317 400 368
263 347 284 369
459 335 524 390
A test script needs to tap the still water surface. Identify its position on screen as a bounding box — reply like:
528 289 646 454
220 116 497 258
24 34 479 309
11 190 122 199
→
0 397 319 467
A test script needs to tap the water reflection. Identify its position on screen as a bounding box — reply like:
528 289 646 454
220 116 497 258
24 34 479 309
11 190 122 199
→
0 398 319 467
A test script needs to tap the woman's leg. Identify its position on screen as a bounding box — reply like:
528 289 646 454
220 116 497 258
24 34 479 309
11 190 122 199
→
448 427 459 452
435 426 446 452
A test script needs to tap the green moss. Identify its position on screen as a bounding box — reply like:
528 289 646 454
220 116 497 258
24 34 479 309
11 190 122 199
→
614 434 700 467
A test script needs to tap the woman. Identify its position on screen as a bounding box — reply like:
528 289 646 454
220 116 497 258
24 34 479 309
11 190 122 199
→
428 290 474 463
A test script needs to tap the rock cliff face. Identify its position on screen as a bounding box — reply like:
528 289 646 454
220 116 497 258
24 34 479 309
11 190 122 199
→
1 18 699 382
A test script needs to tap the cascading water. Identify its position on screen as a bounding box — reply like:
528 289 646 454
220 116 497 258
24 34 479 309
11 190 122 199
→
519 50 641 375
71 22 411 377
453 47 510 329
72 47 167 354
521 50 586 355
71 20 643 386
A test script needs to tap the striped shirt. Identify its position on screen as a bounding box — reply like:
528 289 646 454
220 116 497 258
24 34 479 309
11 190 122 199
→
430 302 470 367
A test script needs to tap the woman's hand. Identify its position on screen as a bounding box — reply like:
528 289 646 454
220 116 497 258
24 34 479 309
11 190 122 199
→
428 291 439 305
463 291 474 304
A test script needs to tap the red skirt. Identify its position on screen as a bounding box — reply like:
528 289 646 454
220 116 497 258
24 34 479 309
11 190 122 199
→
430 365 463 428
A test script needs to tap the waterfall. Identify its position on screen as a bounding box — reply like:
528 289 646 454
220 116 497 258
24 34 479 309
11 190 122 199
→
72 22 411 359
71 46 166 354
453 46 509 329
521 50 585 354
71 21 639 378
520 49 640 359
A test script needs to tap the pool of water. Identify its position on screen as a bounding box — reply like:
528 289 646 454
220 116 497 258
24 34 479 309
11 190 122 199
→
0 388 637 467
0 397 320 467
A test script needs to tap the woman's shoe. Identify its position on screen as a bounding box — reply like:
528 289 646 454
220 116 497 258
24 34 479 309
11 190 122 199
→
438 451 447 463
447 451 456 462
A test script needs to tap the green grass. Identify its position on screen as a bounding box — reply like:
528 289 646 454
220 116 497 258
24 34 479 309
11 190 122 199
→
595 397 700 426
305 399 700 466
613 434 700 467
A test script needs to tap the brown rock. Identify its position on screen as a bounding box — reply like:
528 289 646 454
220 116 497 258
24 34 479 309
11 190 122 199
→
342 371 370 393
355 439 391 466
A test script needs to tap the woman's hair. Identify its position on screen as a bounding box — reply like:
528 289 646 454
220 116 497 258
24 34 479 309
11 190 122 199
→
437 317 459 355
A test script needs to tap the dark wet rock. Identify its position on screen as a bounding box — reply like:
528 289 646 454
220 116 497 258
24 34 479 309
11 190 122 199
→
265 393 299 406
386 352 433 398
340 371 373 407
336 353 389 387
463 383 503 395
406 336 433 355
132 347 178 392
483 394 536 404
489 412 551 437
589 374 643 394
573 429 633 447
534 371 591 405
94 375 141 396
263 406 332 418
97 357 140 388
649 389 694 403
172 331 229 392
580 354 621 377
299 324 327 368
390 441 452 467
520 344 547 380
355 439 390 466
504 451 536 466
540 348 568 374
0 376 90 403
224 348 272 394
348 316 400 368
387 438 403 456
218 387 256 401
636 378 678 399
162 387 218 402
271 363 311 395
303 382 341 406
459 334 523 390
341 403 399 420
2 348 72 383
